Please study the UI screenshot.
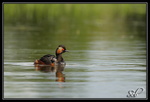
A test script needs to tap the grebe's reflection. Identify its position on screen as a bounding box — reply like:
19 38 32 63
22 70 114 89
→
34 64 65 82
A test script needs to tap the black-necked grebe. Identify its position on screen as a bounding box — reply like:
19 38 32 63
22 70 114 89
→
34 45 68 66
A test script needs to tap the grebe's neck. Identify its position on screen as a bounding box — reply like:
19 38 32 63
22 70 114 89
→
56 53 64 62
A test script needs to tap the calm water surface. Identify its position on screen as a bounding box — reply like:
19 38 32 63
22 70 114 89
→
4 30 146 98
3 4 147 99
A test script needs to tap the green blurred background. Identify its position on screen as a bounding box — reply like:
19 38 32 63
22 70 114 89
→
4 3 146 38
4 3 147 60
4 3 147 98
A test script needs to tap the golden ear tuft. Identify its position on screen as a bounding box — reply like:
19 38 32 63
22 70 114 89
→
57 47 64 54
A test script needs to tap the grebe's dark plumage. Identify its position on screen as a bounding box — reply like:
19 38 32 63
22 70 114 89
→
34 45 68 66
39 54 56 64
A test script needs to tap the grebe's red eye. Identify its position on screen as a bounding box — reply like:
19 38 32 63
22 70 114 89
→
62 48 64 51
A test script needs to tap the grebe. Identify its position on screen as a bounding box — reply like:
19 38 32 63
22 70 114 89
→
34 45 68 66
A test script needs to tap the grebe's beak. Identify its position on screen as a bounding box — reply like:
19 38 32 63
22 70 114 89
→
65 50 69 52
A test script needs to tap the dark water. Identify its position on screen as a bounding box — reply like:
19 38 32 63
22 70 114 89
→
3 5 147 98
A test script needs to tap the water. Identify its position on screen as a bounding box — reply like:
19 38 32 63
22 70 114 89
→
3 4 146 99
4 33 146 98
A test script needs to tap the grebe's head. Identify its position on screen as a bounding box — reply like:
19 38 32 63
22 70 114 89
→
56 45 69 54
